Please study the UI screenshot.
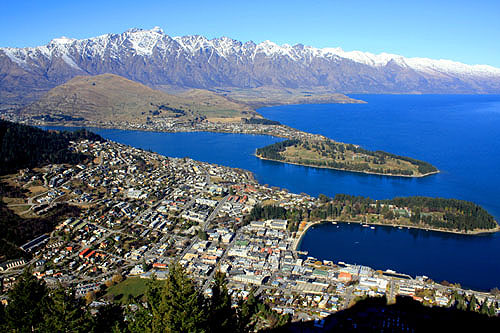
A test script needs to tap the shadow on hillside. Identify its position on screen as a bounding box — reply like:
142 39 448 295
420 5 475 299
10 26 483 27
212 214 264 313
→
264 296 499 332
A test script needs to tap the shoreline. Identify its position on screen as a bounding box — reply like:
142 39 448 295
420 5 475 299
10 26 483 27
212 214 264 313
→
294 220 500 251
17 118 440 179
32 121 292 139
255 154 440 178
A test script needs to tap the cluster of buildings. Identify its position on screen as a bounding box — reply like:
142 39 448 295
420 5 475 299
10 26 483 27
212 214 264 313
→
1 138 499 320
3 111 330 142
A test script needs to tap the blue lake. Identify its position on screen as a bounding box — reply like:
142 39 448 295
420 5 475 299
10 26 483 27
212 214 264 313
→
299 222 500 291
43 94 500 290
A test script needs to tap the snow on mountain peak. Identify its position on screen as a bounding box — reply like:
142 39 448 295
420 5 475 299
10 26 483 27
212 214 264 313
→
2 28 500 79
50 36 75 45
151 26 164 34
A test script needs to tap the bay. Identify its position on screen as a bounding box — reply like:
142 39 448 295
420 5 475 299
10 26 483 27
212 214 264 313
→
298 222 500 291
42 94 500 290
258 94 500 220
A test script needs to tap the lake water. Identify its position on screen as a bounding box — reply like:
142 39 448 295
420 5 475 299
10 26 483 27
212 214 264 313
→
43 94 500 290
299 222 500 291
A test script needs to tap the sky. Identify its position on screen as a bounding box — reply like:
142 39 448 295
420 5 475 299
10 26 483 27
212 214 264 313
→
2 0 500 67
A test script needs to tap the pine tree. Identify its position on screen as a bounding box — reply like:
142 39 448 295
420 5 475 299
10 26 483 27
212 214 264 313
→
40 287 92 332
480 301 489 315
159 263 207 332
488 303 497 317
4 269 48 331
238 291 258 332
127 304 153 333
468 295 477 312
91 302 125 333
207 271 238 332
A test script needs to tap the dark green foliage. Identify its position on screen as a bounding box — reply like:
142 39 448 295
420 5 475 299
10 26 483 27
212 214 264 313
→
0 119 104 175
247 193 497 232
3 269 123 332
317 194 497 231
41 287 92 333
157 104 186 115
245 204 304 224
380 196 498 231
160 263 207 332
207 271 238 332
126 263 207 332
318 193 331 203
92 303 126 333
256 138 438 176
32 114 85 122
125 265 285 333
255 139 300 161
238 291 258 331
198 229 208 240
4 269 48 332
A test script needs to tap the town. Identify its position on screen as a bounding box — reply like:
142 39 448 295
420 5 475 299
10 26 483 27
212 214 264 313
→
1 138 499 323
1 111 324 141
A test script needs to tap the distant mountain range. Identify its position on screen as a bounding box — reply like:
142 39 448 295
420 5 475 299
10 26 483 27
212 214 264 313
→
1 27 500 108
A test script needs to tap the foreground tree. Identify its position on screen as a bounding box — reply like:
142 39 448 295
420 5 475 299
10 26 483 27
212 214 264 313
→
160 263 208 332
4 269 47 331
40 287 91 332
207 271 238 332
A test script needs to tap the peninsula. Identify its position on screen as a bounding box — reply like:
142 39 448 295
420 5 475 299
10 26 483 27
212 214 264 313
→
256 138 439 177
246 194 499 238
2 74 439 178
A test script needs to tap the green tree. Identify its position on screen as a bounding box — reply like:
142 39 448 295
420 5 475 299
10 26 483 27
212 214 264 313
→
92 303 125 333
480 301 490 315
159 263 207 332
318 193 330 203
4 269 47 332
198 229 208 241
238 291 258 332
40 287 91 333
468 294 477 312
207 271 238 332
126 304 153 333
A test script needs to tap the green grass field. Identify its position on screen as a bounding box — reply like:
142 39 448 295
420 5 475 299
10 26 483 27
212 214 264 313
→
106 277 163 303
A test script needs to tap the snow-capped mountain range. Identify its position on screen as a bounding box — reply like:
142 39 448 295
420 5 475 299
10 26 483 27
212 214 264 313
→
1 27 500 107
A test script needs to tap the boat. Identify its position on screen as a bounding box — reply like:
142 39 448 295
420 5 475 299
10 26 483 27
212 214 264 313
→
370 226 375 230
362 224 369 227
331 221 337 225
398 226 403 229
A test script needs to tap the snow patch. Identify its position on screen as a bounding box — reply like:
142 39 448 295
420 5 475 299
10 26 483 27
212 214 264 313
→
2 48 28 67
62 54 82 70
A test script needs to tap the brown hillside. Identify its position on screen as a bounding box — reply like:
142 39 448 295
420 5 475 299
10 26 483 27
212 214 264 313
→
21 74 256 123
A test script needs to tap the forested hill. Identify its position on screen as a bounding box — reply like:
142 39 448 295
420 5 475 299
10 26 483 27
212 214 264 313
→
256 139 438 177
246 194 498 233
0 120 103 175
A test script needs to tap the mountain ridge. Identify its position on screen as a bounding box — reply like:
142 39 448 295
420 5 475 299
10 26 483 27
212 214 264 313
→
1 27 500 108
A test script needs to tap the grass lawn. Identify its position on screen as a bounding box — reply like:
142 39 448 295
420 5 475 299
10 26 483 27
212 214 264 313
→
106 277 162 303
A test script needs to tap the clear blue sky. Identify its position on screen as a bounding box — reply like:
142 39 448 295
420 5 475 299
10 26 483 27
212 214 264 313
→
2 0 500 67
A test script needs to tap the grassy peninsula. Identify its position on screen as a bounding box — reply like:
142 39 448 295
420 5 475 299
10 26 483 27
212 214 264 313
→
256 138 438 177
